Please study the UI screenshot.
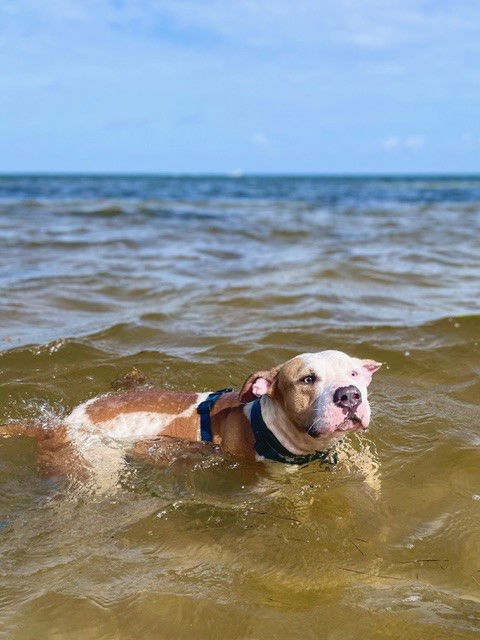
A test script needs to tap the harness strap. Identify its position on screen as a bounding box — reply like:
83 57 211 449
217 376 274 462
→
197 388 233 442
250 398 337 466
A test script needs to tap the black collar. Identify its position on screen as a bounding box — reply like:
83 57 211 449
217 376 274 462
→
249 399 337 466
197 390 337 466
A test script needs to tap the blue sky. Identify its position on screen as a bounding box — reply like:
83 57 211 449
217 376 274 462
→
1 0 479 173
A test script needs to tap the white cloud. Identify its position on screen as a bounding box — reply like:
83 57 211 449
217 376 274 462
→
382 135 426 151
252 132 269 148
382 136 400 150
404 135 426 150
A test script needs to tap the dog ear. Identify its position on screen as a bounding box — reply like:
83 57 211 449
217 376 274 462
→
239 365 280 403
361 359 382 384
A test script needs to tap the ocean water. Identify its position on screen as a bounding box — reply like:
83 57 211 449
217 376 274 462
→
0 175 479 639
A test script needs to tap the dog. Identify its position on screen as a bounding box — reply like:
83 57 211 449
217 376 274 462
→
1 350 381 484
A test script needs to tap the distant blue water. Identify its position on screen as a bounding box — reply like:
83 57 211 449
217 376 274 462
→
1 174 480 204
0 174 479 348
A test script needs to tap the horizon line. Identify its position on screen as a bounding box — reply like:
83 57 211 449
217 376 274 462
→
1 171 479 178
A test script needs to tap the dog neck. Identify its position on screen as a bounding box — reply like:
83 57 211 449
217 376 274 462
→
243 395 316 456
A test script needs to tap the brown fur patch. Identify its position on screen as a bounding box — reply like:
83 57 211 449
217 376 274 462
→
160 391 244 442
86 390 198 423
135 391 256 460
272 356 317 430
161 415 198 440
211 406 255 459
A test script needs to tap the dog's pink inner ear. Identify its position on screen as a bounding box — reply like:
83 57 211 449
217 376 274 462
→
239 370 276 403
361 359 382 383
362 360 382 373
252 377 270 397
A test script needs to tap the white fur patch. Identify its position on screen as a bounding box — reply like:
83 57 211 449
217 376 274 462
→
63 392 210 491
65 392 209 442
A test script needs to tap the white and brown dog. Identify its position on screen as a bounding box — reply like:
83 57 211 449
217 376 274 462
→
1 350 381 483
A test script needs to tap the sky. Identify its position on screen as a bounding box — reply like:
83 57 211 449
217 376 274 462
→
1 0 479 174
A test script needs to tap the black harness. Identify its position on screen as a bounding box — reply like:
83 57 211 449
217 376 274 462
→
196 388 233 442
197 390 337 466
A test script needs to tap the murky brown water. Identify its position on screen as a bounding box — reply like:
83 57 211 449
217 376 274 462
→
0 176 479 639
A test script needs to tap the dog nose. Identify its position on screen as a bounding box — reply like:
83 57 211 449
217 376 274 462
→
333 385 362 411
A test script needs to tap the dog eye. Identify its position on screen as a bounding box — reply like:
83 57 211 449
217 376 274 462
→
351 371 358 377
300 375 316 384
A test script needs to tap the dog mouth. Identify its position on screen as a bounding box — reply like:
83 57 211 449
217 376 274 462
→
334 414 364 432
307 413 365 437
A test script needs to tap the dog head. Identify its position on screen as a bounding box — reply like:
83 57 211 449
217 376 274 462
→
240 350 381 443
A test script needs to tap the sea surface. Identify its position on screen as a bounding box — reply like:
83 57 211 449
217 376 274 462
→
0 175 479 639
